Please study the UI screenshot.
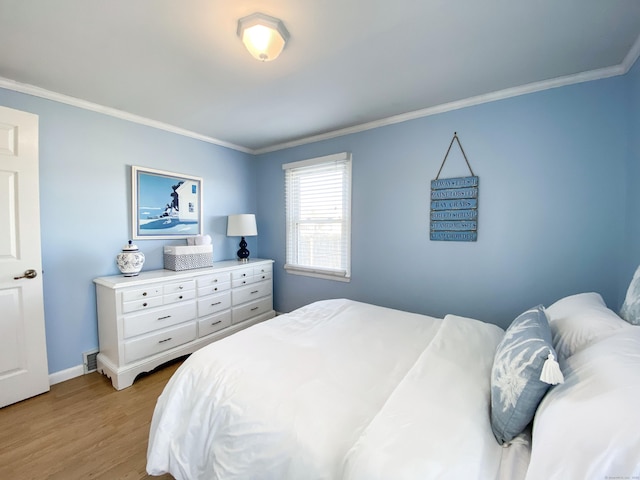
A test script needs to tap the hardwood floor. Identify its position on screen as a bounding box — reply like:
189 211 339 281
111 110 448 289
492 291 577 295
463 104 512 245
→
0 359 184 480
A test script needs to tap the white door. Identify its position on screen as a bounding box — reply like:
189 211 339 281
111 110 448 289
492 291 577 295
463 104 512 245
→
0 105 49 408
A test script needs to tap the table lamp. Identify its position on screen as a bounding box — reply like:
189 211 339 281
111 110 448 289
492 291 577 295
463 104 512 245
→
227 214 258 262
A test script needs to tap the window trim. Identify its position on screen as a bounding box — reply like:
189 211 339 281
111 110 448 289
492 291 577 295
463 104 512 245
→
282 152 352 282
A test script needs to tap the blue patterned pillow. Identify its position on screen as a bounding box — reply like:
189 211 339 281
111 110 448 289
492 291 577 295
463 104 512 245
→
620 265 640 325
490 305 564 444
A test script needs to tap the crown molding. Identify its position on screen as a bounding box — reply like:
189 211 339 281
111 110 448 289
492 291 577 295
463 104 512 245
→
253 63 627 154
622 33 640 73
0 46 636 158
0 77 252 154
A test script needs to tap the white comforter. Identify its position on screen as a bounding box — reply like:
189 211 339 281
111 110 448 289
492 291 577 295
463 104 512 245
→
147 299 506 479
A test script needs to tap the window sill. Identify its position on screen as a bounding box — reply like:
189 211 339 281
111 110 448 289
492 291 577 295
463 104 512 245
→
284 265 351 283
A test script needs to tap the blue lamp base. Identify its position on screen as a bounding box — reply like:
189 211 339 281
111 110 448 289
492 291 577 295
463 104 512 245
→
237 236 250 262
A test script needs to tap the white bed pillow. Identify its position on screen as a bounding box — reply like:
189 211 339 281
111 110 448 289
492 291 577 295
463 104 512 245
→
525 328 640 480
545 292 630 363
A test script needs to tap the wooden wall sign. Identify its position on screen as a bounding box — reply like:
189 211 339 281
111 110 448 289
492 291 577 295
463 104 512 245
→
430 133 478 242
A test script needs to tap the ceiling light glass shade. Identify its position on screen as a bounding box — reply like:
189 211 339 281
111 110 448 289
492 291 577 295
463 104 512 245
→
237 13 289 62
227 214 258 237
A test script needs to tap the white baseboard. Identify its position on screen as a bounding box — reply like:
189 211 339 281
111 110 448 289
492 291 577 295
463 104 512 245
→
49 364 84 386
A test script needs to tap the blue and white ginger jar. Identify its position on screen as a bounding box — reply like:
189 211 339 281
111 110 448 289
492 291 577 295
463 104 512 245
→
116 240 145 276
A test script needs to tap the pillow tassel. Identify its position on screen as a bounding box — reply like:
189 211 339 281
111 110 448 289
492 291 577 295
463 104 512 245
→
540 351 564 385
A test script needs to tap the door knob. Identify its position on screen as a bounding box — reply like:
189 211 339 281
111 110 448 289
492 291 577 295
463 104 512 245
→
14 269 38 280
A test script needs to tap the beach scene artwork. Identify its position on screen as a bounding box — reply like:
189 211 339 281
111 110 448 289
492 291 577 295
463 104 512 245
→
133 167 202 238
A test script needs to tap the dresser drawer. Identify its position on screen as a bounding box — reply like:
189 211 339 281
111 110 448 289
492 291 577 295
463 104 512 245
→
232 276 255 288
164 289 196 305
198 310 232 338
197 291 231 317
124 322 197 363
196 272 231 289
197 282 230 297
253 270 271 282
232 281 272 306
253 264 273 276
232 296 272 325
122 296 164 314
123 302 197 339
122 286 162 303
231 267 254 288
231 267 254 280
163 280 195 295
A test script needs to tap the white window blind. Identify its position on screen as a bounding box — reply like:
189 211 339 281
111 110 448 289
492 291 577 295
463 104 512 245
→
283 152 352 281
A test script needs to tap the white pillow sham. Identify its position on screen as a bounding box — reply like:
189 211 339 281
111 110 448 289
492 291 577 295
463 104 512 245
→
544 292 630 363
525 328 640 480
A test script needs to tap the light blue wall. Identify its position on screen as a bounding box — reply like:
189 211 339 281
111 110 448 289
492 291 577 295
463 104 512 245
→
624 59 640 302
1 60 637 376
256 75 629 328
0 88 256 374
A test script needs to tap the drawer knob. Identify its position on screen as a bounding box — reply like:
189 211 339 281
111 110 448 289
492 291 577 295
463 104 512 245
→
143 302 148 307
214 287 218 291
158 337 172 344
178 295 183 299
142 292 147 296
179 286 184 290
213 279 218 283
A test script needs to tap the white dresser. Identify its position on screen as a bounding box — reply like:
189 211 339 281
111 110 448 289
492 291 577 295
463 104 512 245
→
94 258 275 389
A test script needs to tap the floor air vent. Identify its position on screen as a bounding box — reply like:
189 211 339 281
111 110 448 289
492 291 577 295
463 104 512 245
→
83 350 99 374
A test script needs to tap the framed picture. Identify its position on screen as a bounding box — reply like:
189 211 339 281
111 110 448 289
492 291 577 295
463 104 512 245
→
131 166 203 240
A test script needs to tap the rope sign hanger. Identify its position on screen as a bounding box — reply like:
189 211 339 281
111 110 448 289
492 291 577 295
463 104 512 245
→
430 132 478 242
435 132 475 180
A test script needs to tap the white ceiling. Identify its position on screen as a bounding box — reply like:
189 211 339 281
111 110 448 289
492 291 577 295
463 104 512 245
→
0 0 639 153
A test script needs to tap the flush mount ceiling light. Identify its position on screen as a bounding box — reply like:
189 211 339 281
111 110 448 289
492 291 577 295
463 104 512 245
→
237 12 290 62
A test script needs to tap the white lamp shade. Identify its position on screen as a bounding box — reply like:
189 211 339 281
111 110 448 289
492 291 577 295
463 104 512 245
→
227 214 258 236
237 12 289 62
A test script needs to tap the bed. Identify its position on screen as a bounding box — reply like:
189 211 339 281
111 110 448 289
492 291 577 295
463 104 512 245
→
146 294 640 479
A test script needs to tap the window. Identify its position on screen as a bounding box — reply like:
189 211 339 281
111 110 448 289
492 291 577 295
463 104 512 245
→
283 152 352 281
